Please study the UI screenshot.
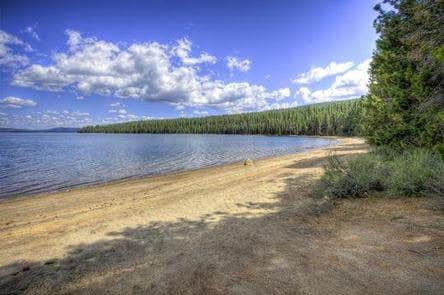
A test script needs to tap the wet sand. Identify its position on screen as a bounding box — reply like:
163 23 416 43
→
0 137 442 294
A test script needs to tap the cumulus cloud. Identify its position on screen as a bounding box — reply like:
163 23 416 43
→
296 59 371 103
173 38 217 66
226 56 251 72
296 87 312 101
293 61 354 84
12 30 289 113
0 96 37 108
0 30 32 69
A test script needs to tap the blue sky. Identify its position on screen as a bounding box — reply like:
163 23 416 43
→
0 0 378 129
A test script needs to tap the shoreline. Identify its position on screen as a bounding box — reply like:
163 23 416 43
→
0 137 363 250
0 135 342 203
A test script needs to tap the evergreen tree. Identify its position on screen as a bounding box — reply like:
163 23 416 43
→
363 0 444 151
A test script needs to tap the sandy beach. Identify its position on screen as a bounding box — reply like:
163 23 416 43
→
0 137 442 294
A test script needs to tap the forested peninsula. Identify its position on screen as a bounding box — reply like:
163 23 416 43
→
79 99 363 136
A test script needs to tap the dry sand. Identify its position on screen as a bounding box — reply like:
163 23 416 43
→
0 137 442 294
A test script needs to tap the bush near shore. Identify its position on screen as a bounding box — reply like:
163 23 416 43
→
314 148 444 199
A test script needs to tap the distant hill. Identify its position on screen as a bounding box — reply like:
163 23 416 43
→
0 127 79 133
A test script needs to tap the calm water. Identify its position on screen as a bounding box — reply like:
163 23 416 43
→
0 133 337 199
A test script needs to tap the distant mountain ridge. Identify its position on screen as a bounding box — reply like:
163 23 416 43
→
0 127 79 133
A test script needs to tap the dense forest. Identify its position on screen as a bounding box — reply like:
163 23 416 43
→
79 99 363 136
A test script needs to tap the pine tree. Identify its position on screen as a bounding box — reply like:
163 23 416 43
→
363 0 444 151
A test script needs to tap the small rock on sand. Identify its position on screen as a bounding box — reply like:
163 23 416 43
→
244 159 254 166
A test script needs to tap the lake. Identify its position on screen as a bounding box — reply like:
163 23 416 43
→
0 133 337 199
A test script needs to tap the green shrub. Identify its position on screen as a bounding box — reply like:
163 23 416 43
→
314 147 444 199
387 149 444 197
314 152 386 199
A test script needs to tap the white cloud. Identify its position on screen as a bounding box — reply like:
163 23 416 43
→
296 59 371 103
24 25 40 41
173 38 217 66
192 110 209 116
115 112 145 121
99 114 155 125
173 104 186 111
107 105 144 122
12 30 290 113
38 110 92 127
226 56 251 72
293 61 354 84
0 30 31 69
296 87 312 101
265 100 299 111
0 109 92 129
107 108 127 114
13 64 71 91
0 96 37 108
269 88 291 101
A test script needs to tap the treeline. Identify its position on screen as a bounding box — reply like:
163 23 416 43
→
79 99 363 136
